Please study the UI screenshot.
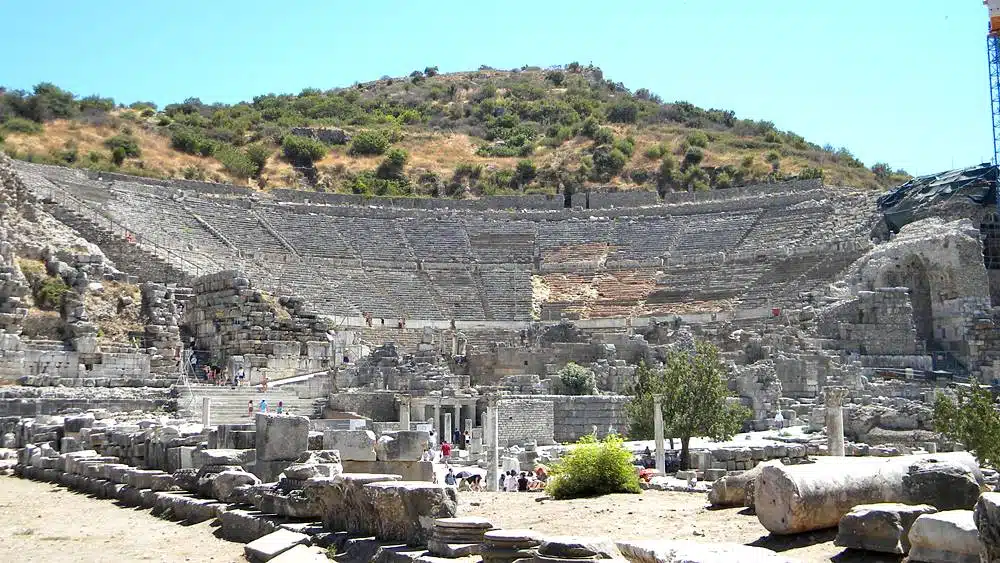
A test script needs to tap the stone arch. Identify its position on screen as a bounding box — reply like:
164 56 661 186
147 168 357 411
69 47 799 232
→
981 212 1000 305
881 255 934 346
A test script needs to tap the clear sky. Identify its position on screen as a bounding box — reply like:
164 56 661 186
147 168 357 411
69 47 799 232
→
2 1 992 176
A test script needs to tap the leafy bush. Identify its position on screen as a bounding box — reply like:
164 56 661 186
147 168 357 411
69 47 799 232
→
514 159 537 188
216 146 258 179
243 143 271 175
103 134 141 158
607 101 639 123
798 166 824 180
19 259 70 311
375 148 409 180
111 147 126 166
545 70 565 86
591 146 627 181
2 117 43 134
592 127 614 146
935 382 1000 469
580 116 600 139
765 150 781 172
171 127 216 156
558 362 596 395
686 131 709 148
349 129 391 156
424 66 439 77
643 143 667 160
872 162 891 179
282 135 328 166
682 147 704 169
545 434 641 500
613 136 635 158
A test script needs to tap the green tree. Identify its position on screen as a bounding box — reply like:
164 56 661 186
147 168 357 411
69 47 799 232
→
282 135 328 166
349 129 391 156
111 147 127 166
514 159 537 188
375 147 409 180
872 162 891 180
103 134 141 158
243 143 271 177
216 146 258 179
626 341 749 469
682 147 704 170
765 150 781 173
558 362 596 395
544 434 641 499
934 382 1000 469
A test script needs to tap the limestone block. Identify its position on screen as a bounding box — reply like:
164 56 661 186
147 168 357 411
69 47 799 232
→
365 481 458 546
256 414 309 462
300 473 398 533
707 460 780 508
244 529 311 562
323 429 376 461
615 539 797 563
755 453 982 535
975 493 1000 563
902 458 984 510
268 544 328 563
538 536 621 559
125 469 166 490
375 431 429 462
908 511 981 563
196 448 256 467
833 503 937 554
213 470 262 503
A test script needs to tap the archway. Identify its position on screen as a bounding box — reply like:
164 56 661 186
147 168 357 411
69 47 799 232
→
981 213 1000 306
884 257 934 347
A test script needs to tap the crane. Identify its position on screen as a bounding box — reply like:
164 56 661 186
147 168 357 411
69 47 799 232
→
987 0 1000 164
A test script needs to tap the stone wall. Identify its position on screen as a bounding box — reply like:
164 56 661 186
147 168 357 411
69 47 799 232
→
501 394 630 443
326 391 398 422
497 398 554 446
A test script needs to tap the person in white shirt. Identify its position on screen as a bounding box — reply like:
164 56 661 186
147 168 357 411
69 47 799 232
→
504 470 518 492
774 411 785 429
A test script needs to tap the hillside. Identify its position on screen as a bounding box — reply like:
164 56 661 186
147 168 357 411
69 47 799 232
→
0 64 908 197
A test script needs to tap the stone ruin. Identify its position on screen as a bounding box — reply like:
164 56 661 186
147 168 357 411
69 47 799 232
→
7 154 1000 559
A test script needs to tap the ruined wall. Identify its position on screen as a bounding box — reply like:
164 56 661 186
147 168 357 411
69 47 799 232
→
815 288 921 355
325 391 397 422
497 398 554 446
500 394 630 443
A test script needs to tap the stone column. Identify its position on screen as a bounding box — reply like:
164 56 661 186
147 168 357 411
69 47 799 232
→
453 405 461 436
398 396 410 431
202 397 212 427
824 387 847 457
653 395 665 474
486 395 499 492
443 412 453 444
433 404 442 442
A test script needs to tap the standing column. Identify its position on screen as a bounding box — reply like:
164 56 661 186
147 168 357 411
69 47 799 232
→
653 395 665 474
825 387 847 457
453 405 461 437
443 412 453 445
433 404 442 443
398 396 410 432
486 395 499 492
202 397 212 427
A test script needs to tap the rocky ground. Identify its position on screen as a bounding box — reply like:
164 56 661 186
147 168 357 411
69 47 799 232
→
460 490 898 563
0 476 245 563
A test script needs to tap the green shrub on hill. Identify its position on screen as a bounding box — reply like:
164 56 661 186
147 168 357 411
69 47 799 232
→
349 129 391 156
282 135 328 166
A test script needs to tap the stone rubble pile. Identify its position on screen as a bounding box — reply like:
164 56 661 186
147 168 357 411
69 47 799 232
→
481 529 545 563
427 516 495 557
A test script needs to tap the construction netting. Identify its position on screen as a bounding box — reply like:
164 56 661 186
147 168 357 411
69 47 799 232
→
876 163 998 232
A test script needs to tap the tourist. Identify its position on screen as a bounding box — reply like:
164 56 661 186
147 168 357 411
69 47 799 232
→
261 375 268 393
248 401 254 419
260 398 268 413
463 430 470 449
420 449 432 462
517 472 529 492
441 440 452 460
467 474 482 492
428 429 436 449
504 470 518 492
453 429 461 446
237 368 246 387
277 401 284 415
774 410 785 430
444 468 457 486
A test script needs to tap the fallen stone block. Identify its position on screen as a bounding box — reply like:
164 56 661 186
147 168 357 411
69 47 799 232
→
245 529 311 562
975 492 1000 563
707 460 781 508
125 469 167 490
221 509 285 543
908 510 980 563
366 481 458 546
213 469 262 503
755 453 982 534
196 448 256 467
902 458 984 511
323 429 377 461
833 503 936 554
305 473 402 533
615 539 798 563
268 544 328 563
257 414 310 462
539 536 620 559
375 431 429 462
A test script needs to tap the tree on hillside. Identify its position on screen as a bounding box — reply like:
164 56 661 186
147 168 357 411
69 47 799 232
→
934 382 1000 469
626 341 749 469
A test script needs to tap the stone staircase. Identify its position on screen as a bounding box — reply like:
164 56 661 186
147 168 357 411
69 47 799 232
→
177 384 326 425
43 202 194 285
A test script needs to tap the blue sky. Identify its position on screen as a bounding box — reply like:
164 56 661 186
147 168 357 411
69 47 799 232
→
2 1 991 176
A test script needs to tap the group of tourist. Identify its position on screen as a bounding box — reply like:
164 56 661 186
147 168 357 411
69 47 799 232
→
248 399 284 417
500 468 547 492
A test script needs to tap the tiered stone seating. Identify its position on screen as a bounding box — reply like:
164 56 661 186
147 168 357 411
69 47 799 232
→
400 217 473 263
737 205 833 252
478 268 533 320
671 213 760 257
257 208 360 260
588 270 658 318
608 218 681 261
738 256 821 309
466 221 535 264
335 216 416 263
183 199 288 255
424 269 486 320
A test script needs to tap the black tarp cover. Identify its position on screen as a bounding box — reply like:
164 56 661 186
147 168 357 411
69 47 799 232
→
876 163 998 232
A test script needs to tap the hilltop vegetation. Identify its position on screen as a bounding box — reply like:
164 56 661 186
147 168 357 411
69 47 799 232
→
0 64 908 197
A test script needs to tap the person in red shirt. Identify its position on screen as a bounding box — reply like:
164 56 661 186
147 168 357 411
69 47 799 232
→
441 441 452 459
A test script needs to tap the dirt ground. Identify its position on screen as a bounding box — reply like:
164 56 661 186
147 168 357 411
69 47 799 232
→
0 476 245 563
460 490 902 563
